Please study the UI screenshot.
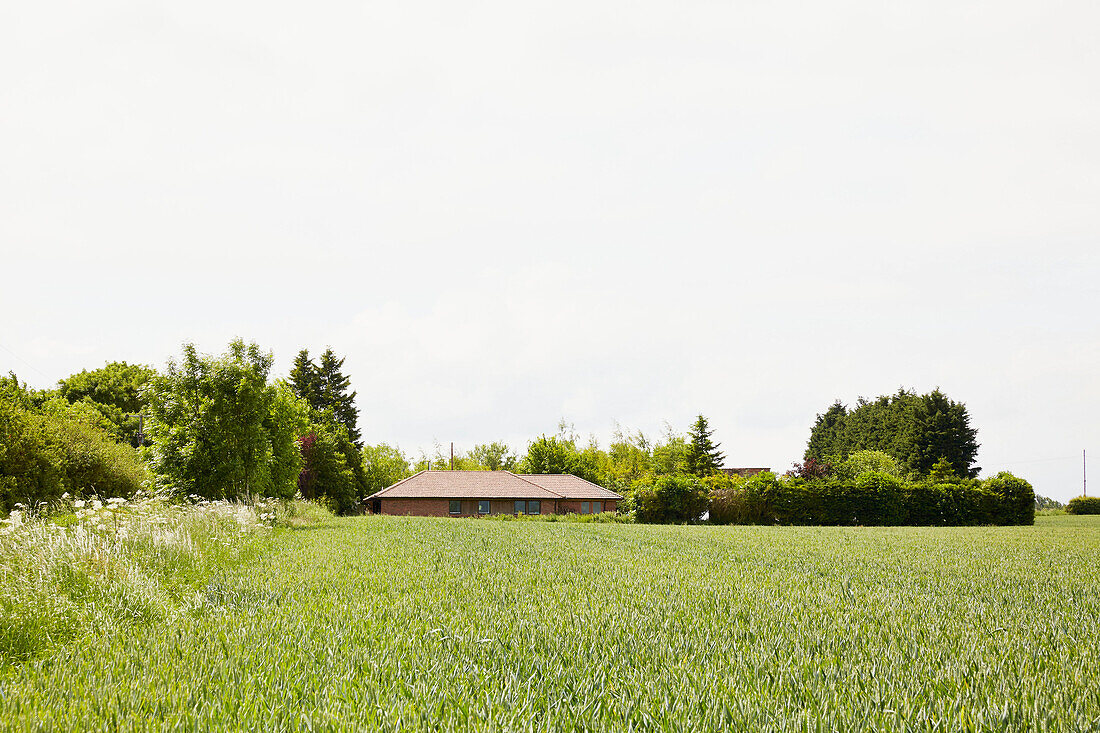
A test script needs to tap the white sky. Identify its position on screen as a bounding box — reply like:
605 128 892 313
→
2 0 1097 500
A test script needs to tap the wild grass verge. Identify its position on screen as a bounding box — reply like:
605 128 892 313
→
0 494 330 666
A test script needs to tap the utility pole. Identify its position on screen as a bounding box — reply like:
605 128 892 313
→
1085 450 1088 497
450 442 454 471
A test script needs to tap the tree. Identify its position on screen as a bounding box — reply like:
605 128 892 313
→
469 441 517 471
522 435 602 484
57 361 156 446
288 347 360 445
145 340 305 500
289 349 322 411
298 421 357 513
804 388 980 478
316 348 360 447
685 415 724 476
362 443 412 494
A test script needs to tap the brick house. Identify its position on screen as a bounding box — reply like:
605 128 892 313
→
367 470 623 517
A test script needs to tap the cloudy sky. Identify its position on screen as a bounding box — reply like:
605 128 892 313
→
2 0 1097 500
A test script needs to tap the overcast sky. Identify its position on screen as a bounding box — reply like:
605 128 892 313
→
2 0 1097 500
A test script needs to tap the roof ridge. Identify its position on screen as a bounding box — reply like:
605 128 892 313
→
506 471 567 499
371 469 426 497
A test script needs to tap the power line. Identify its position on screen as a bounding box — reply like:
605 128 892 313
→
0 341 51 380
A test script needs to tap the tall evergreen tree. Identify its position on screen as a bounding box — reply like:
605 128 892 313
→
685 415 725 476
316 348 361 447
288 349 322 411
804 388 980 478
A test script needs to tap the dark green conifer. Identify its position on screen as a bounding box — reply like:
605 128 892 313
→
316 348 361 447
685 415 725 476
289 349 323 411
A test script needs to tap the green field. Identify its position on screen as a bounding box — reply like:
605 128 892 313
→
3 513 1099 731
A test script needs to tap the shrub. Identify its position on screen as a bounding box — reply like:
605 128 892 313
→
1066 496 1100 515
983 472 1035 525
835 450 902 480
633 475 708 524
697 470 1034 527
1 390 148 513
772 473 905 526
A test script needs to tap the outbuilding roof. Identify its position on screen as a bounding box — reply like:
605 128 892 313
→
369 471 623 501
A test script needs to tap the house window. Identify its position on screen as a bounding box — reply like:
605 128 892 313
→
478 500 490 514
593 501 603 513
581 501 590 514
528 500 540 515
449 500 461 515
514 500 526 514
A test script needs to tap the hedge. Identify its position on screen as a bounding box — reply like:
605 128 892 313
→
705 470 1034 526
1066 496 1100 515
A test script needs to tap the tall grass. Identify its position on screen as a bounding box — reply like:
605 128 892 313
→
0 495 324 665
1 512 1098 730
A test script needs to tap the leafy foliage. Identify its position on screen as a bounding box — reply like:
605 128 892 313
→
706 470 1034 526
1066 496 1100 515
57 361 156 445
805 388 980 478
1 375 148 512
468 442 518 471
631 475 709 523
298 424 358 514
521 434 602 485
834 450 901 479
1035 495 1064 510
361 443 412 494
144 341 305 500
786 457 832 479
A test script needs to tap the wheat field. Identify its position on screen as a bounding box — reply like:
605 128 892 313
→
2 511 1098 731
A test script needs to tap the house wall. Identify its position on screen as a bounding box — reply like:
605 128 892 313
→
379 498 558 517
557 499 618 514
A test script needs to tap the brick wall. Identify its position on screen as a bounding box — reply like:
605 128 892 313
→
380 498 559 517
557 499 617 514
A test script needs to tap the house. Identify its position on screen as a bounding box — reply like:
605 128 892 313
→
719 467 771 478
366 470 623 517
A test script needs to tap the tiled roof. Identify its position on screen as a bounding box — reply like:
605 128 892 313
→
517 474 624 500
369 471 623 500
370 471 562 499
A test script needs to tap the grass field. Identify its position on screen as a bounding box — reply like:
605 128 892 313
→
2 513 1099 731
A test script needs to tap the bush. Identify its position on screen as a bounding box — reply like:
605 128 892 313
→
1066 496 1100 515
1 390 148 513
772 473 906 526
982 472 1035 525
708 472 775 525
835 450 902 480
632 475 709 524
698 470 1034 527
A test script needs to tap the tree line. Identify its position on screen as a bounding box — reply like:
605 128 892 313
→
1 339 1038 524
